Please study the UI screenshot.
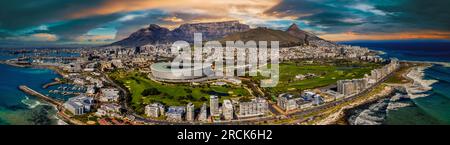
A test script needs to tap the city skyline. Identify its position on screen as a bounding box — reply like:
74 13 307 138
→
0 0 449 47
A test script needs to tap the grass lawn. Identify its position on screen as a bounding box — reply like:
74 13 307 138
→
385 62 418 84
108 70 249 115
253 60 381 95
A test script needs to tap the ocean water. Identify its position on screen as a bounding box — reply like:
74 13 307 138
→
0 51 80 125
342 41 450 125
0 63 60 125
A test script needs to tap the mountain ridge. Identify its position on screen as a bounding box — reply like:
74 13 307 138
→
111 21 250 47
110 21 326 47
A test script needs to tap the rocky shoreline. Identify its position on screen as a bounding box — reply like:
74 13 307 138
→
316 84 397 125
333 63 434 125
314 62 427 125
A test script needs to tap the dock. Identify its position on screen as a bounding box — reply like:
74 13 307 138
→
42 79 62 89
18 85 63 106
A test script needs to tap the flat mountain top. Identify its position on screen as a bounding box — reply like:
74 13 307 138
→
220 27 304 47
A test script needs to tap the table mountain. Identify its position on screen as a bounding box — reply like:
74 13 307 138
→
221 27 304 47
111 21 250 47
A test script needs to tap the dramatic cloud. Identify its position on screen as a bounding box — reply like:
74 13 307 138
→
5 33 58 42
0 0 449 47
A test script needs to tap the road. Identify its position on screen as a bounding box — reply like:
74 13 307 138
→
284 67 397 124
103 64 397 125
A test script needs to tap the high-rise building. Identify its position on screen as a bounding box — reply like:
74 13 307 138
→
337 58 399 97
337 78 367 96
198 103 208 122
210 95 219 116
186 103 195 122
222 100 233 120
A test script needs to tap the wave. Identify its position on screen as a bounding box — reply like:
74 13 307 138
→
54 115 68 125
20 96 43 109
349 99 389 125
428 65 450 75
409 96 450 124
387 93 412 111
425 74 450 84
405 66 438 99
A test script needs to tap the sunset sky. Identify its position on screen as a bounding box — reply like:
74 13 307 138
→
0 0 449 47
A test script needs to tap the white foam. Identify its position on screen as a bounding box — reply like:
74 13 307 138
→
53 115 68 125
352 101 387 125
386 93 411 110
405 66 438 99
21 96 42 109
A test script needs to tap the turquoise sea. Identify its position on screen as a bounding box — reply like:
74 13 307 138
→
342 41 450 125
0 50 80 125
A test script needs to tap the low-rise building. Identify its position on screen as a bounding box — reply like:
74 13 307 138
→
85 85 96 95
99 88 120 102
238 98 268 118
95 103 121 117
145 103 164 118
277 93 301 111
313 94 324 105
63 95 94 115
166 106 185 121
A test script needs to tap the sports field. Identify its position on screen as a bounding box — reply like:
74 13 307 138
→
109 70 249 114
253 60 381 95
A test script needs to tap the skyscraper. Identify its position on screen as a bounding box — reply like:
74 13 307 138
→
222 99 233 120
198 103 208 122
186 102 195 121
210 95 219 116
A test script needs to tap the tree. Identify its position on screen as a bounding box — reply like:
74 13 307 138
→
141 88 161 96
184 89 192 93
239 97 251 102
186 94 194 100
28 106 53 125
200 96 208 102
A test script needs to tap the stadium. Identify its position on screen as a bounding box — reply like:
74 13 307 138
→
150 62 214 82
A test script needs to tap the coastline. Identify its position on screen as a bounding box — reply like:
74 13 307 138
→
329 62 437 125
0 61 72 125
316 62 430 125
0 60 67 77
404 65 437 99
315 84 396 125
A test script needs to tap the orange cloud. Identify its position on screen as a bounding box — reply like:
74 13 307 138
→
76 35 115 42
70 0 281 20
320 31 450 41
5 33 58 42
162 16 184 23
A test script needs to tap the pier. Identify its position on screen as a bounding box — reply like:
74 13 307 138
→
18 85 63 106
42 78 62 89
18 85 86 125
